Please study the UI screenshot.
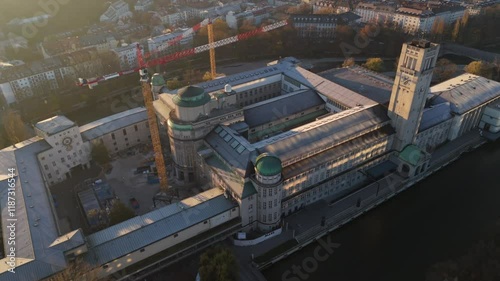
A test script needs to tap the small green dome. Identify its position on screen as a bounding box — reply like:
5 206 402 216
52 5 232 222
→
255 153 282 176
151 73 166 87
172 85 211 107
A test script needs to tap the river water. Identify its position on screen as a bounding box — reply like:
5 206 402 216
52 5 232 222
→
263 141 500 281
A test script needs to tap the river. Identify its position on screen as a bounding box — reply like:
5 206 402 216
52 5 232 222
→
263 141 500 281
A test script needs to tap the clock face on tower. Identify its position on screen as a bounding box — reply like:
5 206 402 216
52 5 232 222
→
62 137 72 146
402 75 410 85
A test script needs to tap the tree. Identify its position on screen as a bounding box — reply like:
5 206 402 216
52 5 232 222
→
167 78 183 90
342 57 355 67
433 58 458 82
315 7 335 14
430 18 445 41
203 71 213 81
362 58 385 72
451 19 461 42
43 257 104 281
287 3 312 14
464 61 494 79
2 109 27 145
99 51 121 72
199 246 238 281
108 201 135 226
91 141 111 165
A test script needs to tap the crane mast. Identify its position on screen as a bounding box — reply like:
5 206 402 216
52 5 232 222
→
141 80 169 192
208 22 216 79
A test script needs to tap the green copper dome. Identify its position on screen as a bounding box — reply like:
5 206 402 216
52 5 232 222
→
399 144 424 166
255 153 282 176
151 73 166 87
172 85 211 107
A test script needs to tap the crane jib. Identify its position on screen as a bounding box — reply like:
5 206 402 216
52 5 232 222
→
77 20 288 87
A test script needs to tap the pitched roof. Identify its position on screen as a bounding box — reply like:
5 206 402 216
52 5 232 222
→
430 74 500 114
35 115 75 135
84 188 237 265
0 137 65 281
79 107 147 141
256 104 390 165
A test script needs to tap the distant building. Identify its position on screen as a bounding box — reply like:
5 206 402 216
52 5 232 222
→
0 48 103 104
100 0 133 22
354 2 396 24
112 43 142 70
354 2 466 34
79 34 119 54
313 0 352 14
134 0 153 11
147 29 194 56
7 14 52 26
290 12 361 38
0 35 28 55
157 11 189 26
226 8 271 29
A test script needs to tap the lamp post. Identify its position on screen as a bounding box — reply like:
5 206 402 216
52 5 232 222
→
358 169 380 196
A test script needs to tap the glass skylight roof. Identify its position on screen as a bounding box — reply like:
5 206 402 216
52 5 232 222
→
230 140 239 148
236 145 245 154
214 126 223 133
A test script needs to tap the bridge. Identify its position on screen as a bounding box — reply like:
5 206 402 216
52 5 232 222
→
440 43 500 62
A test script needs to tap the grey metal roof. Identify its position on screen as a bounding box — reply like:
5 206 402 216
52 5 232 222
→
84 188 237 266
173 63 285 95
0 137 66 281
320 66 393 104
205 125 257 177
79 107 147 141
35 115 75 135
257 104 390 165
430 74 500 114
49 229 85 252
285 66 378 108
282 125 395 179
419 102 452 132
244 89 325 128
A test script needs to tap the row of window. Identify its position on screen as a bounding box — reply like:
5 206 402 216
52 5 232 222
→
259 198 279 210
239 92 280 107
111 124 140 140
261 212 278 222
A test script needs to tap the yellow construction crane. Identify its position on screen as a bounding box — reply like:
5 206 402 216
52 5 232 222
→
139 70 168 193
78 20 290 198
208 21 217 79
